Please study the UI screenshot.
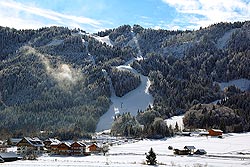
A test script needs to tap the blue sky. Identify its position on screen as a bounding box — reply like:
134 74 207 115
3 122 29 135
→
0 0 249 32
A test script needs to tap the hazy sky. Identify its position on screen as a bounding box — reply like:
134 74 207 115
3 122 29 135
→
0 0 249 32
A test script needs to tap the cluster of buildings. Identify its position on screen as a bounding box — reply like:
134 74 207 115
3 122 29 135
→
12 137 102 156
178 129 223 137
173 146 207 155
173 129 224 156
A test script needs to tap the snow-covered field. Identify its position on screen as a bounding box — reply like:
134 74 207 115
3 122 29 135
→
2 133 250 167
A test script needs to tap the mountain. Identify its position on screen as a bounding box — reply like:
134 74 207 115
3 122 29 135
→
0 21 249 139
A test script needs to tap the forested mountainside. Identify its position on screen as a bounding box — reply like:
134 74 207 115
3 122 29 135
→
0 21 249 139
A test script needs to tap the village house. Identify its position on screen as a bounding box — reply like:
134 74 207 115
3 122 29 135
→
43 138 61 153
17 137 44 155
57 142 71 156
174 146 196 155
184 146 196 154
88 143 101 154
48 141 91 156
50 142 61 155
71 141 88 156
208 129 223 136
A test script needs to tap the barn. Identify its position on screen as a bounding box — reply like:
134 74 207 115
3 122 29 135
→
208 129 223 136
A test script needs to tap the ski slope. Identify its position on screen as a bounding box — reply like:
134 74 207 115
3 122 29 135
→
96 59 153 132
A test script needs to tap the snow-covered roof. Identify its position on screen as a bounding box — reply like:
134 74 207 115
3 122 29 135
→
184 146 196 150
0 152 18 159
45 138 61 144
59 142 71 148
88 143 101 148
9 138 22 143
23 137 44 147
210 129 223 133
195 149 207 153
71 141 86 147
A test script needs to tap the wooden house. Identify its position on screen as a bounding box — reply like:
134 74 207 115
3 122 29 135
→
43 138 61 153
184 146 196 154
208 129 223 136
50 142 61 155
174 146 196 155
88 143 101 153
70 141 87 156
57 142 71 156
17 137 44 155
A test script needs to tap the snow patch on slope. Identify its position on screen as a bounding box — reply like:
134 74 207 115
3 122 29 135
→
218 78 250 91
93 35 113 47
216 28 239 49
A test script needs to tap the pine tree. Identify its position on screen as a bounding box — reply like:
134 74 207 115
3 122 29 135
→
146 147 157 165
175 122 179 132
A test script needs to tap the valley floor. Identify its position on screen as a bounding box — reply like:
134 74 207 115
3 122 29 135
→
2 133 250 167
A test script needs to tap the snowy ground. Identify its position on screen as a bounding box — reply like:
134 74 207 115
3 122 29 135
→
93 35 113 47
165 115 184 131
2 133 250 167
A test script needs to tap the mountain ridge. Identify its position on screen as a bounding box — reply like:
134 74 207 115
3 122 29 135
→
0 21 249 139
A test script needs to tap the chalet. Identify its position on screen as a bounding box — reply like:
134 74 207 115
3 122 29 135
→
43 138 61 153
88 143 101 153
50 142 61 155
17 137 44 155
0 152 18 162
57 142 71 156
194 149 207 155
174 146 196 155
208 129 223 136
184 146 196 154
71 141 88 156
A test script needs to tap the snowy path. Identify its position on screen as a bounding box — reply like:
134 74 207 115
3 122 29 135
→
96 58 153 132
